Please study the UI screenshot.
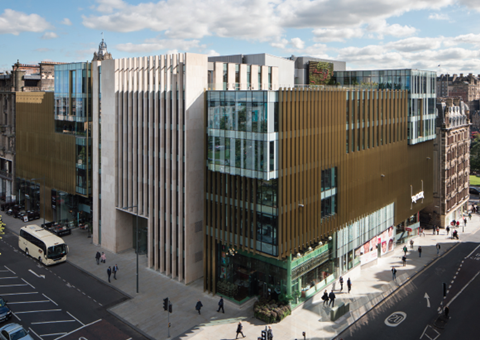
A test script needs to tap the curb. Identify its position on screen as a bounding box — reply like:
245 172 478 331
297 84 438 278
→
108 308 157 340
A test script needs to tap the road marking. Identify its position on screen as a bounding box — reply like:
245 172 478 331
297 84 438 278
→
12 312 21 321
420 325 440 339
0 284 28 287
446 270 480 308
385 311 407 327
55 319 102 340
67 311 85 326
39 332 66 337
424 293 430 308
8 300 49 305
0 270 9 272
42 293 58 306
29 269 45 279
31 320 76 325
0 277 17 279
28 327 43 340
15 309 62 314
21 278 35 289
4 266 16 274
0 292 38 296
465 244 480 259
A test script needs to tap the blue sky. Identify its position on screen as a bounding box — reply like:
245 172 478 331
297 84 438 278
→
1 0 480 75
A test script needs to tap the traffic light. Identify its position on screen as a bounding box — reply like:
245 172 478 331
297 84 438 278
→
169 303 172 313
163 298 169 311
261 330 267 340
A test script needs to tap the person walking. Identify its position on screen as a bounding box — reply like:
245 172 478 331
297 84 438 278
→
436 243 441 256
469 213 472 220
113 264 118 280
436 226 440 235
402 255 407 266
418 246 422 257
267 326 273 340
347 278 352 293
107 266 112 283
95 251 101 265
339 276 344 291
464 218 467 227
410 239 414 248
446 226 450 236
195 300 203 315
328 290 336 307
433 226 436 235
217 297 225 313
322 290 329 306
403 245 408 255
235 321 245 338
101 252 106 263
391 267 397 280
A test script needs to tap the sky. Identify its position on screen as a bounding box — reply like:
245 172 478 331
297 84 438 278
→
1 0 480 75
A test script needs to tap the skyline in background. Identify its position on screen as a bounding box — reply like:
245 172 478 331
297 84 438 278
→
1 0 480 74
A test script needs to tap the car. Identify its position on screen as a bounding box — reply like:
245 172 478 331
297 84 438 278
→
26 211 39 221
0 323 33 340
0 298 12 323
469 187 480 195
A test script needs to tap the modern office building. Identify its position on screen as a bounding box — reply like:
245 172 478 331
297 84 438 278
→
334 70 437 145
422 98 470 227
204 82 434 302
92 53 283 284
290 56 346 86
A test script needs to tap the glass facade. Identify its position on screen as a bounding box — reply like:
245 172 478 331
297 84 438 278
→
334 69 437 145
207 91 279 180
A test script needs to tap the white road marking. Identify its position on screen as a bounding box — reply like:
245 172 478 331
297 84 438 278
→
0 284 28 287
29 327 43 340
67 311 84 326
4 266 16 274
8 300 49 305
42 293 58 306
0 292 38 296
12 312 21 321
29 269 45 279
0 277 17 279
446 270 480 308
54 319 102 340
424 293 431 308
465 244 480 259
21 278 35 289
31 320 76 325
39 332 66 337
15 309 62 314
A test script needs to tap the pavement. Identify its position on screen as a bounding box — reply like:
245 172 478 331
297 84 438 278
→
2 207 479 340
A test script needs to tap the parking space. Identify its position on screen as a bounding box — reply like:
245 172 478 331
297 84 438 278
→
0 265 85 339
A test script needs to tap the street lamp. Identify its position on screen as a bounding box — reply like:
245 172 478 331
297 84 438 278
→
122 204 139 294
31 177 45 227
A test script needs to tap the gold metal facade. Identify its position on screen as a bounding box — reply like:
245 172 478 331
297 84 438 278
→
204 88 433 293
16 92 76 221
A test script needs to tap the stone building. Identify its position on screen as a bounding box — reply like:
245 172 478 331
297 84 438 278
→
422 97 470 228
437 73 480 111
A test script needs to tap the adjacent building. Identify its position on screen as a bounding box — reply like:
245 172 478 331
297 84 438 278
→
422 98 470 228
437 73 480 112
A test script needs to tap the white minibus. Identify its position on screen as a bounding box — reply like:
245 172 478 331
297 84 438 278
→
19 225 68 265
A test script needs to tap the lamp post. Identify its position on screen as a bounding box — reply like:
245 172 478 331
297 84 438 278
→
31 177 45 227
122 204 139 294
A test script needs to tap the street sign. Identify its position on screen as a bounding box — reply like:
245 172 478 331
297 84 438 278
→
385 311 407 327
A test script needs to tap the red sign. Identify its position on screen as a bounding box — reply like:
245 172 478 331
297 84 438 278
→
406 227 413 232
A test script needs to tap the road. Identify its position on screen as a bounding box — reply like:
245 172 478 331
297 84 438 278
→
336 236 480 339
0 228 148 340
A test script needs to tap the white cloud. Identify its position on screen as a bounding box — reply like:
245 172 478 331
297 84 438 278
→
41 32 59 40
206 50 220 57
386 37 443 52
290 38 305 49
428 13 450 20
116 39 205 53
0 9 52 35
366 20 416 38
313 28 364 42
61 18 72 25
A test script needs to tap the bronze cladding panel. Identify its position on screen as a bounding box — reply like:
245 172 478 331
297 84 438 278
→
278 88 433 258
16 92 76 222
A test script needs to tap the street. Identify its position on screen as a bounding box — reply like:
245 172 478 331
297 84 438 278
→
336 235 480 339
0 228 149 340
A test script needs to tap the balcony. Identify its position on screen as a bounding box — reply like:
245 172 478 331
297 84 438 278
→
0 170 12 180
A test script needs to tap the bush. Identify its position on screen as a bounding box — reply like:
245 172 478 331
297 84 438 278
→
253 298 292 323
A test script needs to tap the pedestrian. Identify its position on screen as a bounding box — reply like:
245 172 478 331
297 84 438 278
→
391 267 397 280
113 264 118 280
107 266 111 283
469 213 472 220
410 239 414 248
418 246 422 257
267 326 273 340
235 321 245 338
403 245 408 255
328 290 336 307
101 252 106 263
453 230 459 240
217 297 225 313
422 228 426 236
464 218 467 226
433 226 436 235
195 300 203 315
339 276 344 291
402 255 406 266
322 290 329 306
95 251 101 265
419 227 422 237
446 226 450 236
436 226 440 235
347 278 352 293
436 243 441 256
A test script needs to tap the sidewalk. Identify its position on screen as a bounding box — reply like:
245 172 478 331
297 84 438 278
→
2 210 479 340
